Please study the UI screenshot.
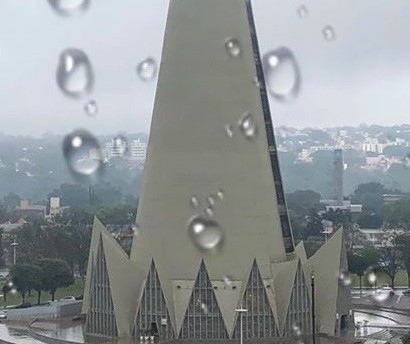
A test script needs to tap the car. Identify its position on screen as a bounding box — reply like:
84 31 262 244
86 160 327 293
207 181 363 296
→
62 296 76 301
403 288 410 296
0 311 7 319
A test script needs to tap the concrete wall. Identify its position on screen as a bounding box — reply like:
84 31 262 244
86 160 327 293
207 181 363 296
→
7 301 82 321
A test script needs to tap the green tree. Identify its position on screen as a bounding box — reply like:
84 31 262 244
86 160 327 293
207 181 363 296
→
2 283 11 303
395 234 410 287
347 252 367 295
10 264 42 303
361 246 380 267
37 258 74 301
382 199 410 229
402 332 410 344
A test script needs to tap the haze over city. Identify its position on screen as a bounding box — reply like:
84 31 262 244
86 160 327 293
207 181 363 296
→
1 0 410 136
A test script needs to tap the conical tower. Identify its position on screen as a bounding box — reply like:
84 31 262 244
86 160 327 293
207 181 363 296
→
130 0 294 337
83 0 352 341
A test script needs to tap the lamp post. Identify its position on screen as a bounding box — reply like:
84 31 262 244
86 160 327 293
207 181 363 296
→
10 241 18 265
235 305 248 344
311 270 316 344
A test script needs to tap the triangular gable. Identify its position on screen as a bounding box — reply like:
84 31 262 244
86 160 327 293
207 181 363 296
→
179 260 229 340
232 260 279 339
213 279 242 337
133 260 174 341
271 258 298 333
309 229 343 335
282 261 312 338
85 238 118 339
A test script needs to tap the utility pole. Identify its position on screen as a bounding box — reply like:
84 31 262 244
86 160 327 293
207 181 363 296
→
311 270 316 344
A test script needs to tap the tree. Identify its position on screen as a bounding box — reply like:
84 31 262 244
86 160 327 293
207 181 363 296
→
382 199 410 230
2 283 11 303
10 264 42 303
395 234 410 287
37 258 74 301
380 241 399 288
351 182 386 213
347 252 367 295
361 246 380 267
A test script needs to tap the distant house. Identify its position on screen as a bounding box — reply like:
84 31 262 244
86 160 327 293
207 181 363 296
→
14 200 46 220
0 218 27 233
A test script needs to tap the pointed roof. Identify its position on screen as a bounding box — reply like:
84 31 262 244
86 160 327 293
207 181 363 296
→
82 217 138 337
130 0 291 329
309 229 344 335
271 258 299 334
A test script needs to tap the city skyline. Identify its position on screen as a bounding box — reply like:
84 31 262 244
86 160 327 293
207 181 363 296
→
1 0 410 136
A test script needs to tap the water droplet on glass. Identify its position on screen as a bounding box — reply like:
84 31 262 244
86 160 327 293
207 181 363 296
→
224 125 233 138
10 289 17 294
190 195 199 209
56 48 94 98
84 100 98 116
217 190 224 200
239 113 257 139
48 0 90 16
205 206 214 217
223 275 232 287
262 47 301 102
338 271 351 286
225 38 241 58
137 58 157 82
253 76 261 88
201 303 209 314
207 195 216 206
296 5 308 19
367 272 377 285
323 25 336 41
292 324 302 336
62 129 103 182
188 216 224 251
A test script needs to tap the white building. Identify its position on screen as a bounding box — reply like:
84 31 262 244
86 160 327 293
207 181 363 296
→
129 139 147 161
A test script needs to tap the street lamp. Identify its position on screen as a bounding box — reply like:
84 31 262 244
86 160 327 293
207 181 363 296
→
10 242 18 265
235 304 248 344
311 270 316 344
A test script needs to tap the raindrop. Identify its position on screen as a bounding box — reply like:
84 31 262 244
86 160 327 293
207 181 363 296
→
296 5 308 19
367 272 377 285
137 57 157 82
190 195 199 209
262 47 301 102
225 38 241 58
112 135 128 157
62 129 103 182
188 216 224 251
205 206 214 217
223 275 232 287
224 124 234 138
56 48 94 98
207 195 216 206
253 76 261 88
217 190 224 200
338 271 351 286
84 100 98 116
201 303 209 314
238 113 257 139
292 324 302 337
48 0 90 16
323 25 336 41
10 289 17 294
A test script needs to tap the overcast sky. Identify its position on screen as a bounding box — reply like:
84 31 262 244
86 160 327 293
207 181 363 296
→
1 0 410 137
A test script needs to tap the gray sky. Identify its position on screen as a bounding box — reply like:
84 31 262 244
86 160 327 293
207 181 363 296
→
1 0 410 137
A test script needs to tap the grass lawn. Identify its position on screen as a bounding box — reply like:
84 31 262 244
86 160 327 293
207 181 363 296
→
351 269 409 288
0 277 85 308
